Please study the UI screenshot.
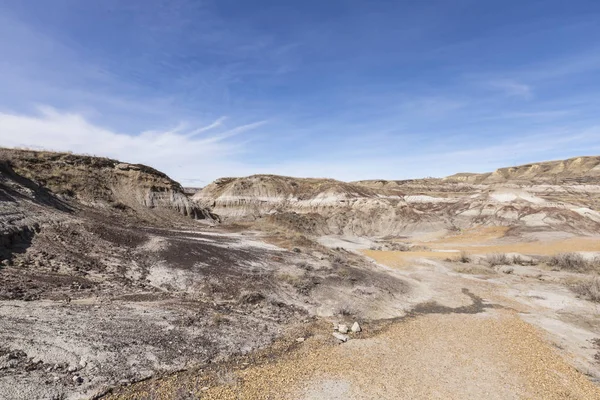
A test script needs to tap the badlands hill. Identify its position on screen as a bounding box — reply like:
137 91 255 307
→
195 156 600 236
0 148 215 221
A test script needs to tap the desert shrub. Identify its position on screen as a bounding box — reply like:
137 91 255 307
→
486 253 511 266
511 255 539 266
548 253 586 271
332 255 345 265
571 277 600 302
335 305 354 316
389 242 410 251
278 273 314 294
111 201 129 211
547 253 599 272
297 261 313 271
238 291 265 304
457 251 471 263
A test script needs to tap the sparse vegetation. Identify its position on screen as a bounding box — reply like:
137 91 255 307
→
486 253 511 266
457 251 471 263
547 253 600 273
510 255 539 266
454 265 496 275
277 272 315 294
482 253 539 267
570 277 600 302
297 261 314 271
335 305 354 316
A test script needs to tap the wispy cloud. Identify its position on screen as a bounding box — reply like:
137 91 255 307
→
0 107 266 185
184 117 228 137
489 79 533 99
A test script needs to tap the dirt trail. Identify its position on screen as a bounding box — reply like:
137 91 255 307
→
180 299 600 400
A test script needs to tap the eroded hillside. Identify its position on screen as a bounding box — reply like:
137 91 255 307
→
194 157 600 237
0 149 411 399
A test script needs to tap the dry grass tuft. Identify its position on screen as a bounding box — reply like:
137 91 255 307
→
486 253 511 266
570 277 600 302
457 251 471 263
547 253 600 273
454 265 496 275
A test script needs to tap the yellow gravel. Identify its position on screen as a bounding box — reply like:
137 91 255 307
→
111 310 600 399
197 311 600 400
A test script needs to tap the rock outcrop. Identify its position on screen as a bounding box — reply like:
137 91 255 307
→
0 148 215 221
195 157 600 236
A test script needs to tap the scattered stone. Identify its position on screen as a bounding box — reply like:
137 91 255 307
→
296 337 305 343
351 322 362 333
67 365 77 373
338 324 349 334
201 386 210 391
79 359 87 368
292 247 301 253
333 332 349 342
72 375 83 384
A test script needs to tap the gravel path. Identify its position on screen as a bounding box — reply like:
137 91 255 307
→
198 310 600 399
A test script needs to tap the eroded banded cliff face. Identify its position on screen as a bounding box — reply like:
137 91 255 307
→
195 158 600 237
0 148 214 221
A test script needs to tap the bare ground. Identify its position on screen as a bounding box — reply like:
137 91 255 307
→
102 227 600 399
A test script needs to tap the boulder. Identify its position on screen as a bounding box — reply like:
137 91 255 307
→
333 332 349 342
351 322 362 333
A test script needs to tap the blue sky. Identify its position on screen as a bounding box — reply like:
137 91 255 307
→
0 0 599 185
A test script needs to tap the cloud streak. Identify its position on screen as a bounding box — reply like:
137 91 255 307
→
2 107 598 186
0 107 267 185
489 79 533 99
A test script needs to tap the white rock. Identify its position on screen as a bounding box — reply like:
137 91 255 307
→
333 332 349 342
79 359 87 368
67 365 77 373
295 337 305 343
338 324 349 334
351 322 362 333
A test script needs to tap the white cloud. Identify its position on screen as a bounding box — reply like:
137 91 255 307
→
0 106 265 186
1 107 598 186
